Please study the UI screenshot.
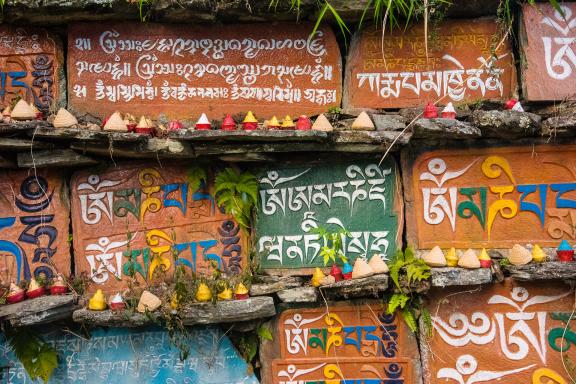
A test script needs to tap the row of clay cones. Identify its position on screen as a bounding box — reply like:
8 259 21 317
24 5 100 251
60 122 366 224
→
311 254 388 287
423 99 524 119
5 275 68 304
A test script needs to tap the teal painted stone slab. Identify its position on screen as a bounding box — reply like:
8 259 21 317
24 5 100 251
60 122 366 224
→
0 326 258 384
256 160 403 275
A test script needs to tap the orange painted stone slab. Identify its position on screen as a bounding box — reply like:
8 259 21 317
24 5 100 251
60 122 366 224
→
422 279 575 384
521 3 576 101
344 19 517 110
0 170 70 283
259 302 420 384
70 162 247 293
404 144 576 249
0 25 64 113
67 22 342 120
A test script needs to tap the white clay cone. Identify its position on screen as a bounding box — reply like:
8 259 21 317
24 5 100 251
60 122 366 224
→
103 112 127 132
53 108 78 128
11 100 35 120
423 246 447 267
352 257 374 279
312 114 334 132
368 254 389 274
351 111 375 130
458 249 481 269
508 244 532 266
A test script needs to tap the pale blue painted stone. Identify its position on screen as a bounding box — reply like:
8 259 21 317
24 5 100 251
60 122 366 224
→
0 326 259 384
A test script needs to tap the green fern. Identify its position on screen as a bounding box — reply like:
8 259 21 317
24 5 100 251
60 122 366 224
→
401 307 418 333
387 293 409 314
186 166 207 193
214 168 258 231
7 329 58 383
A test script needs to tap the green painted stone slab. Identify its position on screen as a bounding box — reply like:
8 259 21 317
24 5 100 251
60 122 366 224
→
256 160 403 275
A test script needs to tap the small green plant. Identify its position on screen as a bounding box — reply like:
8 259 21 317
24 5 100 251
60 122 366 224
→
132 0 154 22
386 247 432 334
186 166 207 194
214 168 258 231
310 226 350 266
6 328 58 383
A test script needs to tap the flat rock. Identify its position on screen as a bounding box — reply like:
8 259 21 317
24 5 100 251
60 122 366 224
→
250 276 305 296
471 110 541 138
277 287 318 303
0 294 78 327
542 115 576 137
319 273 388 300
505 261 576 281
430 267 492 287
372 114 407 131
17 149 99 168
412 118 481 139
332 130 412 146
73 308 160 327
175 130 328 142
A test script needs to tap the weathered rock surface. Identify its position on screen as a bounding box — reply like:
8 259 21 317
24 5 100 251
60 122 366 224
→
430 267 492 287
319 274 388 300
542 115 576 137
250 276 305 296
0 294 78 327
471 110 541 138
17 149 98 168
277 287 318 303
505 261 576 281
412 118 481 139
372 114 407 131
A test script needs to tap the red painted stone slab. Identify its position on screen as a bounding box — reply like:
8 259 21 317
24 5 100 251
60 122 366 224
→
0 25 64 113
70 162 247 293
259 302 420 384
271 358 411 383
0 170 70 284
344 19 516 110
521 3 576 101
404 144 576 249
422 279 575 384
67 22 342 120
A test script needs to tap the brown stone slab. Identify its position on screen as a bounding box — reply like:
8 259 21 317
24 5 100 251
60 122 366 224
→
422 279 575 384
344 19 517 110
0 169 71 283
0 25 65 113
70 162 248 293
67 22 342 120
521 3 576 101
259 302 420 384
403 144 576 250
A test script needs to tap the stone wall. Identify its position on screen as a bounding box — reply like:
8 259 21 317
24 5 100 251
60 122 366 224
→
0 1 576 383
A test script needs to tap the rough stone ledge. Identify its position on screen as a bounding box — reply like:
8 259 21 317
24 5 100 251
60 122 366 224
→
319 274 388 300
412 118 481 139
505 261 576 281
277 287 318 303
542 115 576 137
430 267 492 287
72 296 276 327
470 110 542 138
173 129 328 142
0 294 79 327
250 276 305 296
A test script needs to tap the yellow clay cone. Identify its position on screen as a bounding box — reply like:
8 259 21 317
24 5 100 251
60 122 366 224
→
312 267 325 287
88 289 107 311
196 283 212 302
532 244 546 263
446 247 458 267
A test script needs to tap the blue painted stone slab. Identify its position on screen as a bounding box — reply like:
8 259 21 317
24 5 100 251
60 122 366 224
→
0 326 259 384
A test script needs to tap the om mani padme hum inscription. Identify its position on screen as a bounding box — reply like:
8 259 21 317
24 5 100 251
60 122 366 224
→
67 22 342 119
344 19 516 110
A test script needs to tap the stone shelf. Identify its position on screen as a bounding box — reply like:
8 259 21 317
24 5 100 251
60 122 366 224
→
505 261 576 281
250 276 306 296
0 294 79 327
430 267 492 287
173 129 328 142
319 274 389 300
73 296 276 327
0 120 50 133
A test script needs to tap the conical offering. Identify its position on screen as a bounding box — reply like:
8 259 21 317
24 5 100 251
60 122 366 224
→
110 292 125 311
26 277 45 299
478 248 492 268
351 111 375 130
458 249 480 269
50 274 67 295
445 247 458 267
441 102 456 119
103 111 127 132
135 115 153 135
11 99 35 121
217 287 233 301
53 108 78 128
195 113 211 130
88 289 107 311
330 264 343 282
234 283 249 300
242 111 258 131
312 267 325 287
6 283 25 304
221 114 236 131
137 290 162 313
296 115 312 130
352 257 374 279
423 246 446 267
557 240 574 262
508 244 532 266
342 262 353 280
320 275 336 286
532 244 546 263
312 114 333 132
267 116 280 130
368 254 389 274
196 283 212 302
281 115 295 129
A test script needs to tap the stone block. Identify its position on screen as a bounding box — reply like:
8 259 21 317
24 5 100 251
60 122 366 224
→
430 267 492 287
372 114 407 131
250 276 305 296
67 22 341 120
412 118 481 139
0 25 65 113
319 273 388 300
0 294 77 327
542 115 576 137
520 3 576 101
276 286 317 303
471 110 541 138
343 19 516 110
505 261 576 281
